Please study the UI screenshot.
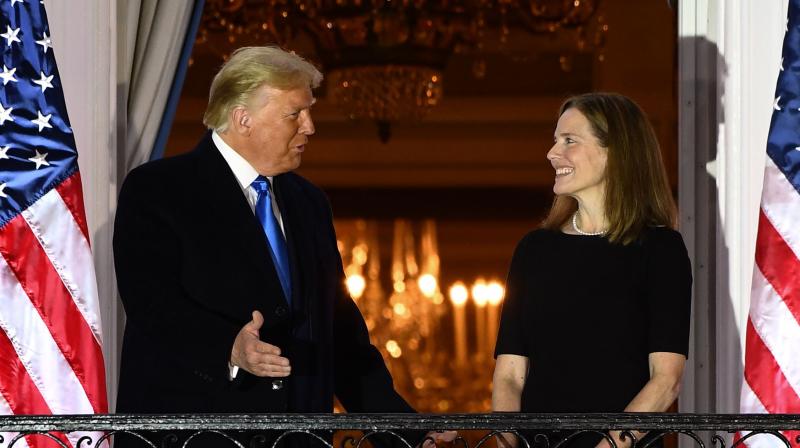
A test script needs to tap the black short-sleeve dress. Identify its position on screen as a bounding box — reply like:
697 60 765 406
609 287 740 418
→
495 227 692 416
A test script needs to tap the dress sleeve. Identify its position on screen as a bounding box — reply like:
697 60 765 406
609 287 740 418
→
494 232 534 357
644 229 693 357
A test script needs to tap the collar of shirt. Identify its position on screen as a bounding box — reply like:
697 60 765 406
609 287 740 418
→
212 131 273 192
211 131 285 235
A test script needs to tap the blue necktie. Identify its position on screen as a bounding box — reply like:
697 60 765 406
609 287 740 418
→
252 176 292 304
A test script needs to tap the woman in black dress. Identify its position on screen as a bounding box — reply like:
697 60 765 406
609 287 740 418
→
492 93 692 448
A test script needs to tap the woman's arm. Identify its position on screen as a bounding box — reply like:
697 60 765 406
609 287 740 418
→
600 229 692 447
493 354 530 448
625 352 685 412
600 352 686 448
492 354 529 411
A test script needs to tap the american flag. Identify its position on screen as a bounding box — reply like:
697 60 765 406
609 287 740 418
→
740 0 800 447
0 1 108 448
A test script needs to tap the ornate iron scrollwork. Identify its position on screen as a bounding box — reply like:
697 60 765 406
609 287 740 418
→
0 414 798 448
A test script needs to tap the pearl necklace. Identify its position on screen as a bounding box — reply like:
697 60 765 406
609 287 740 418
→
572 212 606 236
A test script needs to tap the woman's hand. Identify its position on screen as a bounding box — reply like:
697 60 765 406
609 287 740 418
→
595 431 637 448
419 431 459 448
594 352 686 448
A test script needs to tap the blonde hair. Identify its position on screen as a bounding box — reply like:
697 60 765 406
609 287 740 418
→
541 93 677 244
203 46 323 132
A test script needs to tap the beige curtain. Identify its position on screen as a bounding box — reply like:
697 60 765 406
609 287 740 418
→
120 0 195 173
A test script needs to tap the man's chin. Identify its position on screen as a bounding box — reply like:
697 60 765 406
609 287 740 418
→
288 155 302 171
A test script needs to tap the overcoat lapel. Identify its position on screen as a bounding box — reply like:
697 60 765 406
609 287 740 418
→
272 174 315 319
193 135 288 307
273 173 321 409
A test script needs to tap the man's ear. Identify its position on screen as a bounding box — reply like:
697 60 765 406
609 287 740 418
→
230 107 251 135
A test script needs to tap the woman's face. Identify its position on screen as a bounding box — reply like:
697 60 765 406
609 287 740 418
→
546 107 608 205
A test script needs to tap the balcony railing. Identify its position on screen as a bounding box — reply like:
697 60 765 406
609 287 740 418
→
0 414 798 448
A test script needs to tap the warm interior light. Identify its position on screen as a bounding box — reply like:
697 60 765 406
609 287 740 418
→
472 278 489 307
418 273 437 298
352 244 368 265
199 2 607 142
386 340 402 358
449 282 469 306
487 280 505 306
345 274 366 300
393 303 407 316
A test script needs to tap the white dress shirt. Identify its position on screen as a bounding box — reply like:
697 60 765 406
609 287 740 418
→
212 131 285 236
212 131 287 379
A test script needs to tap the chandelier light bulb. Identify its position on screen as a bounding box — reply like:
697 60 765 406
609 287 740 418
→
449 282 469 306
487 281 505 306
352 244 368 265
472 278 489 307
418 273 438 298
393 303 408 316
386 340 402 358
345 274 366 300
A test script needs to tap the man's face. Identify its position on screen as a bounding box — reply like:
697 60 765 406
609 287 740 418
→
236 85 316 176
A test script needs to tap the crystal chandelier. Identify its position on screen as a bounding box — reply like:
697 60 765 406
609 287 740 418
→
198 1 607 141
336 219 506 412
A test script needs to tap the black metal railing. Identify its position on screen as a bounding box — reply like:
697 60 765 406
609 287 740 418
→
0 414 798 448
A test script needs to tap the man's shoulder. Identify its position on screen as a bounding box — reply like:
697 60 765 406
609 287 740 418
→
125 133 214 183
280 171 329 204
119 152 202 208
129 152 191 175
126 147 202 183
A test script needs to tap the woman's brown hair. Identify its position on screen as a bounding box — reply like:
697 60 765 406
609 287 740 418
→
541 92 677 244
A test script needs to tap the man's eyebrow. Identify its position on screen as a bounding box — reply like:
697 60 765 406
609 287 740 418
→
291 98 316 111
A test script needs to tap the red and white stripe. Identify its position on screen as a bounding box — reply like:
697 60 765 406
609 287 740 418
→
0 393 29 448
741 156 800 448
0 171 107 448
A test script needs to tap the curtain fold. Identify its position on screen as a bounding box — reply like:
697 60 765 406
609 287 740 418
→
122 0 196 173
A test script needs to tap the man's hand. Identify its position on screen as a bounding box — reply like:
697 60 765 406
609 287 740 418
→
230 311 291 377
419 431 458 448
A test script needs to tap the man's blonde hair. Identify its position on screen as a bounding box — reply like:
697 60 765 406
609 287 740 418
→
203 46 323 132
